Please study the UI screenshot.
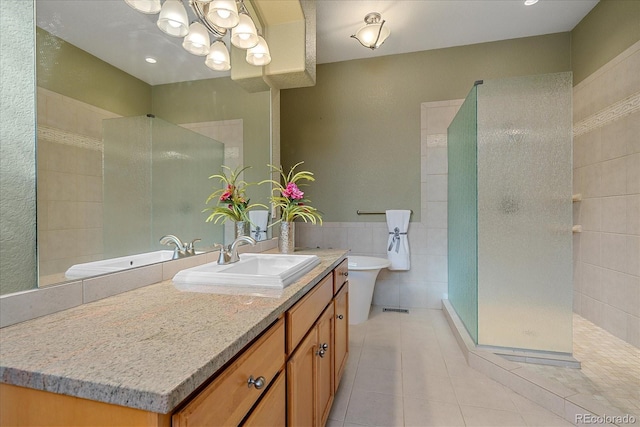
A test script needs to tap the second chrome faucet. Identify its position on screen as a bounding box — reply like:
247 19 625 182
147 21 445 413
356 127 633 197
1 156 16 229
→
216 236 257 265
160 235 201 260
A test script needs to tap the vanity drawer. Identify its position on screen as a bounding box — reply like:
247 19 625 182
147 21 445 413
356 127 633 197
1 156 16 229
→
333 258 348 294
286 273 333 354
172 317 285 427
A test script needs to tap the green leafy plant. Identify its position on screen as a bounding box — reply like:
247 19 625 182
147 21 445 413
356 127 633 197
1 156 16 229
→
262 162 322 225
204 165 266 224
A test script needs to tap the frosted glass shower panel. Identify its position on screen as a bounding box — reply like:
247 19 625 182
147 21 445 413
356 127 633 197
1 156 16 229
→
103 116 224 258
103 116 152 258
151 118 224 249
476 73 573 353
447 86 479 344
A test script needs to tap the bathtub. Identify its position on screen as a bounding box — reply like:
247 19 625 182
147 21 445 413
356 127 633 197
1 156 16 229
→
65 250 176 279
348 256 391 324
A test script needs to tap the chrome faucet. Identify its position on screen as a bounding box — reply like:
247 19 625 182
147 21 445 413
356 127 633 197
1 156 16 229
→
159 235 187 260
215 236 257 265
186 238 201 256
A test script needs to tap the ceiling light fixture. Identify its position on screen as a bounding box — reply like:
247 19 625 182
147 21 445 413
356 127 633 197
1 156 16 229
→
124 0 270 72
524 0 539 5
145 56 158 64
351 12 390 50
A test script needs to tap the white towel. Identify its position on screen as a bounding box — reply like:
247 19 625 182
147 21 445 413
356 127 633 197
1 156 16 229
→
249 210 269 241
386 210 411 270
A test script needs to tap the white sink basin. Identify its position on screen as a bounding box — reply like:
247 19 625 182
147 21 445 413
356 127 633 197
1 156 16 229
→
172 253 321 293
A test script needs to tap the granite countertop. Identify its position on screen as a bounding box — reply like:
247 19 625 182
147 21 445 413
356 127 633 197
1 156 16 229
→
0 248 348 414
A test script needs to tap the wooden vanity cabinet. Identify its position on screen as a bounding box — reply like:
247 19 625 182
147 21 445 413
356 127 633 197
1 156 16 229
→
286 258 350 427
333 281 349 391
172 317 285 427
287 302 334 427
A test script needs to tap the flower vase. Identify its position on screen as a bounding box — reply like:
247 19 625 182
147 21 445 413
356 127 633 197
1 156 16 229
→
235 221 247 238
279 221 295 254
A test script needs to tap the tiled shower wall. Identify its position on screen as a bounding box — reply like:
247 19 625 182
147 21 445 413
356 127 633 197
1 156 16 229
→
37 87 243 284
296 100 462 309
37 87 119 285
572 41 640 347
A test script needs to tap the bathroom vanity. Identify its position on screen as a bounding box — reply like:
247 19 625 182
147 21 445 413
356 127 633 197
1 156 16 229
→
0 249 348 426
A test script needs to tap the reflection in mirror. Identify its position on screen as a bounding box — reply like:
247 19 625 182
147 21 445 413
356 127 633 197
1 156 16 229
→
29 0 273 293
37 115 225 285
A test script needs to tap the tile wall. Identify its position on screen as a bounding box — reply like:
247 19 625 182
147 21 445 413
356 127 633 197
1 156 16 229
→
296 100 463 309
572 41 640 347
36 87 119 285
37 87 244 284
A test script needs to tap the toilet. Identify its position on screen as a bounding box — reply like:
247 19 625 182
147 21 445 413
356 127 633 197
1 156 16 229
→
347 256 391 324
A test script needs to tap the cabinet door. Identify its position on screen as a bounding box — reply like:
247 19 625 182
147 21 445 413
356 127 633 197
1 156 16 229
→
316 305 335 427
334 282 349 391
287 328 317 427
243 371 286 427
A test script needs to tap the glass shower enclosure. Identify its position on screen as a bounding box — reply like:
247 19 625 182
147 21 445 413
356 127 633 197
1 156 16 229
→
103 115 224 258
448 72 574 355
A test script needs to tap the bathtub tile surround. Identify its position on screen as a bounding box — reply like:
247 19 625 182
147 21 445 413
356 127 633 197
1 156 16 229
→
573 40 640 347
297 100 463 311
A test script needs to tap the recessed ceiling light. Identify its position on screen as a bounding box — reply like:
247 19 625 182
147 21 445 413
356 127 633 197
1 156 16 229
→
145 56 157 64
524 0 539 5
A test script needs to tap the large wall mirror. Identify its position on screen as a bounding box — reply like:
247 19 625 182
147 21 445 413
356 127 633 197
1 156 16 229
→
2 0 272 294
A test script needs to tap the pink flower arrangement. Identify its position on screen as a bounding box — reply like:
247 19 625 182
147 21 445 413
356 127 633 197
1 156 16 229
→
282 182 304 200
204 166 266 224
262 162 322 225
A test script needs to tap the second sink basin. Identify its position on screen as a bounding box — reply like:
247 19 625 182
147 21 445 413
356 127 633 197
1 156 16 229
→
172 253 321 289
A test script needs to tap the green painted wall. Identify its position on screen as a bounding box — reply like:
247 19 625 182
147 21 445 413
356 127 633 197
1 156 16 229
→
36 27 151 116
152 80 272 204
281 33 571 222
571 0 640 85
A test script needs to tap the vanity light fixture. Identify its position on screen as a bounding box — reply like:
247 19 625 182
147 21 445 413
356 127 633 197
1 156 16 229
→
351 12 390 50
124 0 270 72
125 0 161 14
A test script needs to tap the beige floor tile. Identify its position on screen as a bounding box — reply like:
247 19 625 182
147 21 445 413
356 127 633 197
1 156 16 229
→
345 389 404 426
353 366 403 396
450 376 520 412
358 345 403 371
460 405 527 427
403 397 465 426
402 371 457 403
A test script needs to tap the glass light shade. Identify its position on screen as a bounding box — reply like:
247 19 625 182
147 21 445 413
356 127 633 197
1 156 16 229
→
231 13 259 49
157 0 189 37
183 22 211 56
246 35 271 66
125 0 161 14
206 0 240 29
205 41 231 71
353 22 390 49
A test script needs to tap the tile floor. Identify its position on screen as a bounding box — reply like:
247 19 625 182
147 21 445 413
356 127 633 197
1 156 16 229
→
328 307 574 427
516 314 640 418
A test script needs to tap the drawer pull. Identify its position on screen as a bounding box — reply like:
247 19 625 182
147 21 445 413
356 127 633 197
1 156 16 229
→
337 314 344 320
341 271 349 277
247 375 266 390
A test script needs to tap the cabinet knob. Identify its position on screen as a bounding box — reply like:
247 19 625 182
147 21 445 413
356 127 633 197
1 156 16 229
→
247 375 266 389
316 343 328 358
337 314 344 320
342 271 349 277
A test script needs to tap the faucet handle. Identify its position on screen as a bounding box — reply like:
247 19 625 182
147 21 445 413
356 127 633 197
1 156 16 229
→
186 238 201 255
214 243 229 265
